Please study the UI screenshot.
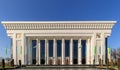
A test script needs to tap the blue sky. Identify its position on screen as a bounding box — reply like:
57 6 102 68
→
0 0 120 58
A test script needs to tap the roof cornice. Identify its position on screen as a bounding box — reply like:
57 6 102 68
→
2 21 116 30
1 21 117 24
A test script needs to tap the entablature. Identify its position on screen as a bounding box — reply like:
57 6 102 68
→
2 21 116 30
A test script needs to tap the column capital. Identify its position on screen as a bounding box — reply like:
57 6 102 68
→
36 38 39 40
78 38 82 48
62 38 65 40
70 37 73 39
53 37 56 40
87 38 90 42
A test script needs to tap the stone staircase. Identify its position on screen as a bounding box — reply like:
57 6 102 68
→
23 65 96 69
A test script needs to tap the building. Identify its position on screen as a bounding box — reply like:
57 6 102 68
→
2 21 116 65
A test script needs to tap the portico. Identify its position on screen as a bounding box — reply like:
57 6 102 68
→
2 21 116 65
24 36 91 65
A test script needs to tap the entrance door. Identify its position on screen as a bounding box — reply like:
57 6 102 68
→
40 40 45 64
81 40 86 64
73 40 78 64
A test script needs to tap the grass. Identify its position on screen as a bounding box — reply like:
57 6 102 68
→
96 65 119 70
0 65 15 69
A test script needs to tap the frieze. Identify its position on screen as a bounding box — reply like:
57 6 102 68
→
2 21 115 30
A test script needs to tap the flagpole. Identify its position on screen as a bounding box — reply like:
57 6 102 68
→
94 46 96 65
6 47 8 59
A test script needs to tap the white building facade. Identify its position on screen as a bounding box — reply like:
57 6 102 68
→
2 21 116 65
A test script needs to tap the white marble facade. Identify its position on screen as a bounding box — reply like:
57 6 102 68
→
2 21 116 65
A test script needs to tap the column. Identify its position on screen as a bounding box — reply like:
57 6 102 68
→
47 39 49 65
28 37 32 65
70 38 73 65
36 38 39 65
62 38 65 65
21 33 25 65
45 38 49 65
24 36 27 65
13 33 17 65
78 38 82 64
91 33 96 64
53 38 57 65
89 38 91 64
86 38 90 64
90 38 93 64
101 33 106 64
38 40 41 65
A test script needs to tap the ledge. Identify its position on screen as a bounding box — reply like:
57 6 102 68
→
2 21 116 30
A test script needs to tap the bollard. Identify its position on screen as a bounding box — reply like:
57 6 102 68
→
19 60 21 67
2 59 5 70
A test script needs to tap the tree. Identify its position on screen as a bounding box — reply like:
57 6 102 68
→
116 48 120 58
111 48 117 60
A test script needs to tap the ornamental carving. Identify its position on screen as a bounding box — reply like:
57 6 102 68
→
2 22 114 30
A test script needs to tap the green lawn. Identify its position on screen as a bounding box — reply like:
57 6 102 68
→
96 65 119 70
0 66 15 69
112 66 118 69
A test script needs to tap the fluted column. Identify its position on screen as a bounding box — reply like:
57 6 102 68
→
36 38 39 65
24 37 27 65
101 33 106 64
13 33 17 65
21 33 25 65
47 39 49 65
78 38 82 64
86 38 91 64
89 38 91 64
62 38 65 65
53 38 57 65
28 38 32 65
38 40 41 65
45 38 49 65
91 33 96 64
70 38 73 65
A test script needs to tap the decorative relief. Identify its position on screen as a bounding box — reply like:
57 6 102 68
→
3 23 114 30
16 33 21 38
96 33 101 38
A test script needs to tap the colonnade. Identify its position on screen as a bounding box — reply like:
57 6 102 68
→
27 37 92 65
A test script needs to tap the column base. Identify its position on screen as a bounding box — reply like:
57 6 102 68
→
70 63 73 65
78 59 81 65
70 60 73 65
62 60 65 65
78 63 81 65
